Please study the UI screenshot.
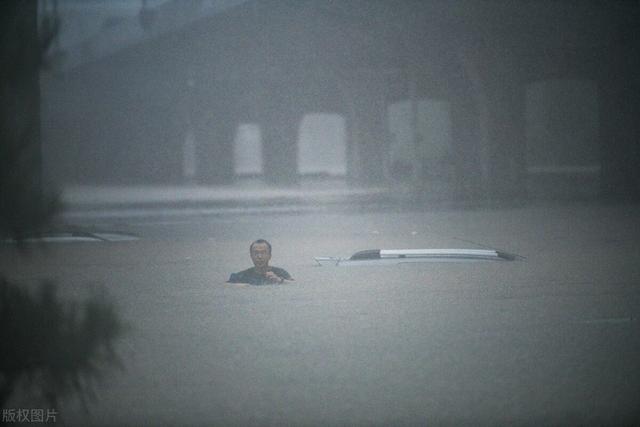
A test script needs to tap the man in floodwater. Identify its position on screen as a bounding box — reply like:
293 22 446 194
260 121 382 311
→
228 239 293 285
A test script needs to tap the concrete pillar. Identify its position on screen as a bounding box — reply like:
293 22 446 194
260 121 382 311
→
195 86 236 185
450 45 484 201
598 44 640 200
483 47 526 201
344 71 389 186
259 82 301 185
454 38 526 202
449 92 483 201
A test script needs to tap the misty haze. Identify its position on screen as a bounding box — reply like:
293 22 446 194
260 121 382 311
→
1 0 639 425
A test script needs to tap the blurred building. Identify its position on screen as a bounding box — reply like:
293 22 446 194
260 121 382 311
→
42 0 640 201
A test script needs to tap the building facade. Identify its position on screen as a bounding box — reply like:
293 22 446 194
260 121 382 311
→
42 0 640 201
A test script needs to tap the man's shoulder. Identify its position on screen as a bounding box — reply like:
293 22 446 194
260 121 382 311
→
236 267 257 276
228 267 258 283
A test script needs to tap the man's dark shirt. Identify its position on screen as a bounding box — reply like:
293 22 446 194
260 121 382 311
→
228 267 292 285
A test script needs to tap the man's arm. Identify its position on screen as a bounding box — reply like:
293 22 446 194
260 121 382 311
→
267 268 293 283
227 272 241 283
264 271 285 283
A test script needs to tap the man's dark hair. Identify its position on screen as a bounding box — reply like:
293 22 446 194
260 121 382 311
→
250 239 272 254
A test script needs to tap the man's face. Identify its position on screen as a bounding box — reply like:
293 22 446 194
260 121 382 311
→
250 243 271 268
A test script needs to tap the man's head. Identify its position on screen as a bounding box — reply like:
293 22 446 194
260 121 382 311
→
250 239 272 269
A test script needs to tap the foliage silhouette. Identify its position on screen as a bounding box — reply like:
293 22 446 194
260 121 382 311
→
1 1 60 245
1 1 127 415
0 278 126 410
